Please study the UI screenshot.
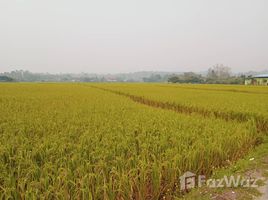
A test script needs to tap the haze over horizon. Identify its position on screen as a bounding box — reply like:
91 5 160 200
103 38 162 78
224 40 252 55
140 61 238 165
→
1 0 268 74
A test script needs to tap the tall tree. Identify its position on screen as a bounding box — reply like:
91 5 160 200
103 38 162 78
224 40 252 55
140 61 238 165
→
207 64 231 79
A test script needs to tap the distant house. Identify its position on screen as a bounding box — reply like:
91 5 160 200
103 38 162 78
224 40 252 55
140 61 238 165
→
245 74 268 85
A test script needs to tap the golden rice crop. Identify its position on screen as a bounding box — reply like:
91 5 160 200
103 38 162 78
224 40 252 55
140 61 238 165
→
94 83 268 131
0 83 266 199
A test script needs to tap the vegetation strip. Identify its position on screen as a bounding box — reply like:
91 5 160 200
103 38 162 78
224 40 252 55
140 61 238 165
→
90 85 268 133
158 85 268 95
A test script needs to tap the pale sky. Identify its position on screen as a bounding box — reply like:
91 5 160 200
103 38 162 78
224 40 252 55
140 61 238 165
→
1 0 268 73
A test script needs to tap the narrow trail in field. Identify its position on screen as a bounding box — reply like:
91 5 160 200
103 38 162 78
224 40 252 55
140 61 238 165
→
90 85 268 133
158 85 268 95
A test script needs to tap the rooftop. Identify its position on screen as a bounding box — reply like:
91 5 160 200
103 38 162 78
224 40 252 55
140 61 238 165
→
252 74 268 78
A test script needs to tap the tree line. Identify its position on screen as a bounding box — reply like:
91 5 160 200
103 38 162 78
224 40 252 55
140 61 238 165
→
0 65 248 84
167 64 245 84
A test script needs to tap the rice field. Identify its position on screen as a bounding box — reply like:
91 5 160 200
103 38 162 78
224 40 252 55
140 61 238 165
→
0 83 267 199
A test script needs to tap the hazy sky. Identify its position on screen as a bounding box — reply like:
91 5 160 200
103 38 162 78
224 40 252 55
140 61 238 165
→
1 0 268 73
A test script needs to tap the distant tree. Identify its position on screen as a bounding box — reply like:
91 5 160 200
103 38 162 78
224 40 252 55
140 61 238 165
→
168 72 204 83
143 74 162 82
183 72 204 83
0 76 14 82
207 64 231 80
168 75 180 83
